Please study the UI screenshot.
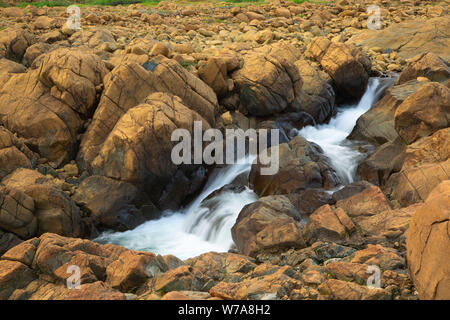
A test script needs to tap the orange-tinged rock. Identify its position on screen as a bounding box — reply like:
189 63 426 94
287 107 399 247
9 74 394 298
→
407 181 450 300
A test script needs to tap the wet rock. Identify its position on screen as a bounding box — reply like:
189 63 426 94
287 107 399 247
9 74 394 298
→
72 175 153 231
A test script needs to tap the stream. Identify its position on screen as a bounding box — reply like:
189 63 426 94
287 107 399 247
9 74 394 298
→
96 77 391 260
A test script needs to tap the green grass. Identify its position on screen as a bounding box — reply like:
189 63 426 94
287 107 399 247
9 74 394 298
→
10 0 161 8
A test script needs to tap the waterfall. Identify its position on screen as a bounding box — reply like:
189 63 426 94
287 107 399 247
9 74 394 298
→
295 78 391 184
96 77 391 260
95 160 257 260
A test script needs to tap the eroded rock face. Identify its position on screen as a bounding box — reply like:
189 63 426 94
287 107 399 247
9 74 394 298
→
231 195 305 257
232 46 303 116
89 92 210 210
0 48 108 166
0 28 34 62
407 181 450 300
250 136 340 197
0 126 37 180
394 82 450 145
292 59 335 124
305 37 371 103
2 169 83 238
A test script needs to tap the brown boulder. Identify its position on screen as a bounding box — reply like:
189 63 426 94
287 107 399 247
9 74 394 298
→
0 230 22 256
319 279 391 300
347 16 450 60
72 175 153 231
407 181 450 300
349 80 424 145
2 169 83 238
0 49 108 166
78 56 218 167
0 27 34 62
232 47 303 116
396 53 450 85
38 48 108 117
198 57 228 97
394 82 450 145
0 126 36 180
0 260 37 299
106 250 155 292
250 136 340 196
387 159 450 207
89 92 210 210
356 137 405 186
303 205 361 246
305 37 371 103
292 59 336 124
0 186 36 239
402 128 450 170
231 195 305 257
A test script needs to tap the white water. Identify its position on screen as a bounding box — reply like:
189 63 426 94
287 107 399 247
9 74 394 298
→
96 78 389 259
96 160 257 260
295 78 386 184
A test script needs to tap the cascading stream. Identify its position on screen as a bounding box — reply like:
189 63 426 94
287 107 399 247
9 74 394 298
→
96 77 390 260
295 78 390 184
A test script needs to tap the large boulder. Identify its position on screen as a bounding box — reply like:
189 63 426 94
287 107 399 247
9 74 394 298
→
249 136 340 197
349 80 425 145
394 82 450 145
387 159 450 207
0 126 37 180
231 195 306 257
407 181 450 300
402 128 450 170
303 204 362 246
386 128 450 207
0 58 26 87
2 169 83 238
78 56 218 167
0 48 108 166
89 92 210 210
0 27 34 62
356 137 405 187
305 37 371 103
232 46 303 116
72 175 156 231
292 59 336 124
347 16 450 60
396 53 450 85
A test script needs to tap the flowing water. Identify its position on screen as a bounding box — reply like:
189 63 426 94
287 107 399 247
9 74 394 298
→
96 77 391 260
295 78 390 184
